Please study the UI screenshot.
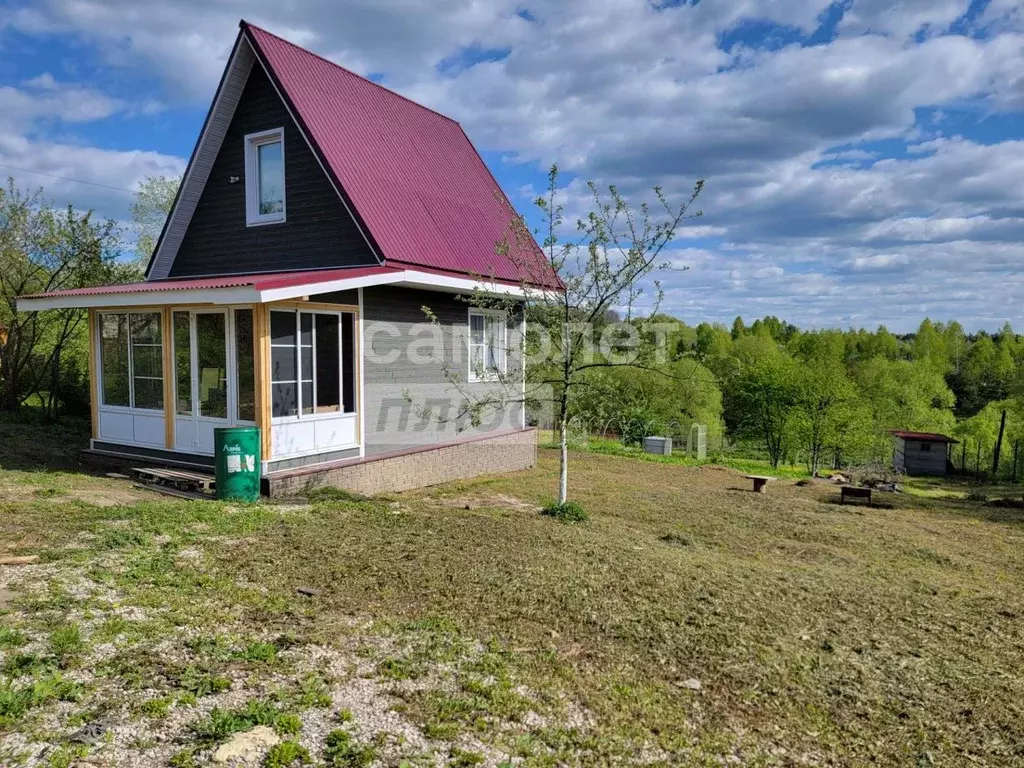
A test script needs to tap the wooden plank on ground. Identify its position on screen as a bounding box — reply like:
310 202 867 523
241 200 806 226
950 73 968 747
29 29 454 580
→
133 483 212 502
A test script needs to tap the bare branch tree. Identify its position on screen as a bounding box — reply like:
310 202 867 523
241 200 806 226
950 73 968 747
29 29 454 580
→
422 165 704 505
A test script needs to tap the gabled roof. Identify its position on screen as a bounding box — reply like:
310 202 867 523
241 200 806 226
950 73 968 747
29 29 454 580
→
147 21 557 290
890 430 958 443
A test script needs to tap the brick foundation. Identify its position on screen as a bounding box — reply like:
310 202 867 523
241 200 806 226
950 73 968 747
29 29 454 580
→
267 428 537 497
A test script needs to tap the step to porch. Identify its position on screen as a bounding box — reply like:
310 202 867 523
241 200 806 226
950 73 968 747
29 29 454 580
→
130 467 216 499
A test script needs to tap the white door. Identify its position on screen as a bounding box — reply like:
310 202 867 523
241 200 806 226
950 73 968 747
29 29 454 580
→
173 310 233 454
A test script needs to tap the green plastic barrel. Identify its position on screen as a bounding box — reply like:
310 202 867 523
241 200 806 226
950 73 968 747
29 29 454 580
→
214 427 262 501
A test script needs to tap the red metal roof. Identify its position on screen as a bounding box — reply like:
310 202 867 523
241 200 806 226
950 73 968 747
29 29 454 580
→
243 23 559 289
890 430 958 443
20 266 401 299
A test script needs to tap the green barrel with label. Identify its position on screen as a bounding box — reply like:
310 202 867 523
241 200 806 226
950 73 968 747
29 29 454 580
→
214 427 262 501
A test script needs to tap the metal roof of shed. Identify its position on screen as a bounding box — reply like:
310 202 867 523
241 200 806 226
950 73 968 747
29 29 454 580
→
890 430 958 443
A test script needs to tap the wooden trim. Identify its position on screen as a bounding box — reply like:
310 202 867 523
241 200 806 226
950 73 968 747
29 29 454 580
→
268 300 360 313
87 309 99 440
161 308 175 449
354 302 362 446
254 304 272 459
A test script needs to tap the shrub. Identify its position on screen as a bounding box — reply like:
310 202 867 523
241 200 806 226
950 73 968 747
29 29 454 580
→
540 501 589 523
323 729 376 767
0 628 27 649
274 713 303 736
265 741 310 768
49 624 86 665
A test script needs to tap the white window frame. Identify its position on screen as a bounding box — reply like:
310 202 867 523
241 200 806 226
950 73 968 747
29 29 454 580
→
467 308 507 383
97 311 164 412
244 127 286 226
270 308 356 422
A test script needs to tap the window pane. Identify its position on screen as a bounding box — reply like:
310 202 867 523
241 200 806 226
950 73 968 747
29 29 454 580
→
470 314 485 343
301 382 314 416
133 378 163 410
272 346 296 383
487 317 502 372
341 313 355 414
300 338 314 415
470 344 484 375
272 383 297 417
196 313 227 419
300 312 313 346
257 140 284 215
131 345 162 379
100 314 129 407
314 314 340 413
129 312 163 409
300 346 313 382
270 311 296 345
174 312 192 416
234 309 255 422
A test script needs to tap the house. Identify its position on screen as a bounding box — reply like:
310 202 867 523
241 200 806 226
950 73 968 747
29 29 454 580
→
17 21 558 497
891 430 957 476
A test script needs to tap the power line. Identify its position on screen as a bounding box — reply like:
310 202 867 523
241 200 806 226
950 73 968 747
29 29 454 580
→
0 162 136 194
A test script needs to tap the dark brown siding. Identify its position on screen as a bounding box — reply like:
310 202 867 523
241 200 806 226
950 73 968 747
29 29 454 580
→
169 64 377 278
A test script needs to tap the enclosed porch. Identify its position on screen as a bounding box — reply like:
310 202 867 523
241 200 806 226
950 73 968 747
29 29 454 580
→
89 300 360 473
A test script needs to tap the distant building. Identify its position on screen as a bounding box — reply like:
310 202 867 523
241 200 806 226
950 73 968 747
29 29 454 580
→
891 431 957 476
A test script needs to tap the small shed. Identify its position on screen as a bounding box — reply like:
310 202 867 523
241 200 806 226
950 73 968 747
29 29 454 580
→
891 430 957 476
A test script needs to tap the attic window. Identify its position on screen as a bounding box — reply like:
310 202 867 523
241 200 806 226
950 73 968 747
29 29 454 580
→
245 128 285 226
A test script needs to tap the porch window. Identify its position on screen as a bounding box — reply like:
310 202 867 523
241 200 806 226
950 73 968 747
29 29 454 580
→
270 309 355 418
468 309 505 382
234 309 256 422
245 127 285 226
98 312 163 410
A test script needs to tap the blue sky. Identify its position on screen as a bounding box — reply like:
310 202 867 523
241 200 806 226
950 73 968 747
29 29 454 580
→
0 0 1022 332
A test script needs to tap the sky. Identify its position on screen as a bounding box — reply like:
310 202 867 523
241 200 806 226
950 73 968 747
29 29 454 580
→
0 0 1022 333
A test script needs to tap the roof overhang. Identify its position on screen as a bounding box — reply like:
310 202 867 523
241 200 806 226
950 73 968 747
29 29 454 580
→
17 267 529 312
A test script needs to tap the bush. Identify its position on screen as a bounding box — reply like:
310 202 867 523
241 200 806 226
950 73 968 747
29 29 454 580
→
265 741 310 768
540 501 589 523
323 729 375 767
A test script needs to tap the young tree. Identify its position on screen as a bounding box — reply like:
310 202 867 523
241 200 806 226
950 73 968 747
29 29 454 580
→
130 175 180 266
427 166 704 506
0 180 128 415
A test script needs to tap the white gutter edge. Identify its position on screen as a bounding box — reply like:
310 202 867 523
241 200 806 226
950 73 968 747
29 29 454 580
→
17 270 528 312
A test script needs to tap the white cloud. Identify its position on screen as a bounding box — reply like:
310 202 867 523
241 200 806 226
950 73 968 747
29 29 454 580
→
0 74 124 127
838 0 970 40
2 0 1023 330
0 132 184 222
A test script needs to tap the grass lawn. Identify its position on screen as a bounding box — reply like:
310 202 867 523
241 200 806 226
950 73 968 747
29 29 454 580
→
541 432 812 479
0 415 1023 766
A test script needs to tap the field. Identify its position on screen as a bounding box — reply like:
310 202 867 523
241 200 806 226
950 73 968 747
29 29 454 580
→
1 415 1023 767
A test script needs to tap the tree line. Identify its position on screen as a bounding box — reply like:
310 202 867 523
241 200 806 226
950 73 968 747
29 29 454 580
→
562 312 1024 477
0 176 178 418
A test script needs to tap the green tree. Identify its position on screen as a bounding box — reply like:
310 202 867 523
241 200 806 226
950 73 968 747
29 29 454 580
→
855 357 956 442
730 350 801 468
0 180 129 415
130 175 180 266
791 332 862 475
434 166 705 505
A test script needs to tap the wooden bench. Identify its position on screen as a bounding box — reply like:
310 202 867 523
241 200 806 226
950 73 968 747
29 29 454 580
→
840 486 872 506
743 475 772 494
